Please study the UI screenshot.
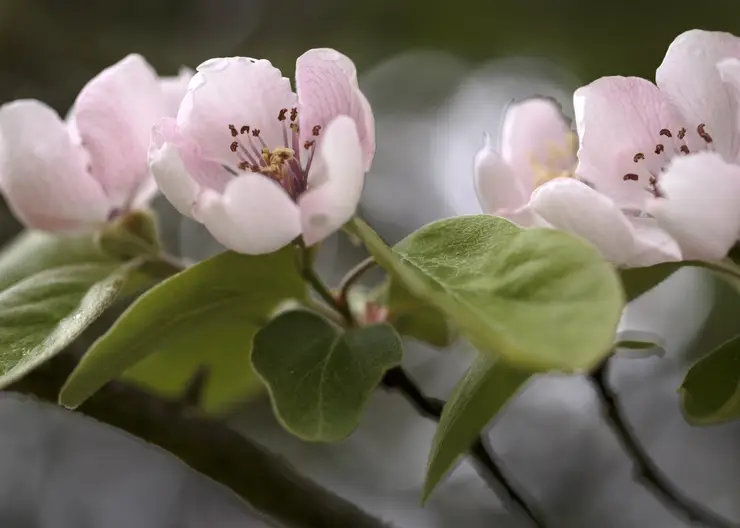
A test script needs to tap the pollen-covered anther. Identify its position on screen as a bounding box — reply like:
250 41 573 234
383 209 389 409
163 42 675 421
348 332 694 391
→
229 124 238 137
230 141 239 152
312 125 322 136
678 127 687 140
278 108 288 121
654 144 664 154
290 108 298 122
251 128 261 137
304 140 316 150
633 153 645 162
697 123 713 144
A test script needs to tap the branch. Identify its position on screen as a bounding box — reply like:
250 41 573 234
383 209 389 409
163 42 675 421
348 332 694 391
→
6 353 391 528
381 366 546 527
590 356 738 528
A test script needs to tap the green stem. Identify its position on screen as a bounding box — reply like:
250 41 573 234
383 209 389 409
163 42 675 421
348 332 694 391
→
297 242 354 325
7 354 391 528
337 257 377 308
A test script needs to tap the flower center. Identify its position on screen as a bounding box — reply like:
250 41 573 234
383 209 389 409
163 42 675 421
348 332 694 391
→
623 123 714 197
227 107 322 200
531 131 578 188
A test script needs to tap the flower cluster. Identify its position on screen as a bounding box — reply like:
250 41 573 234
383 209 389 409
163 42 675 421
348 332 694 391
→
475 29 740 266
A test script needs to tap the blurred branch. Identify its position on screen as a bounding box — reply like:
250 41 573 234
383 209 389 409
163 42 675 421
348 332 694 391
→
381 366 546 528
590 356 738 528
6 353 391 528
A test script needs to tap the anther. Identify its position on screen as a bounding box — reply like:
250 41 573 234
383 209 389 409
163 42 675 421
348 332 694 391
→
697 123 713 143
290 123 299 133
230 141 238 152
252 129 261 137
633 153 645 162
312 125 322 136
278 108 288 121
680 145 690 154
290 108 298 122
654 144 664 154
238 161 249 170
659 129 673 138
240 125 249 134
304 140 315 150
229 124 238 137
623 173 639 181
678 127 686 140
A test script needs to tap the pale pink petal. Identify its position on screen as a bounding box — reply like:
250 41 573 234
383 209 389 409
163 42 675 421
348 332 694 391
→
149 141 199 219
298 115 364 246
178 57 296 167
159 66 194 117
656 30 740 159
129 175 160 211
0 100 109 231
74 54 167 210
529 177 639 265
499 97 574 194
573 77 686 209
646 152 740 261
197 176 301 255
296 48 375 171
474 133 528 215
625 217 682 267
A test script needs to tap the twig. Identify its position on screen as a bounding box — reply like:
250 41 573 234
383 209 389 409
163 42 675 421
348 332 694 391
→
381 366 546 527
590 356 737 528
337 257 377 307
6 353 391 528
296 242 354 325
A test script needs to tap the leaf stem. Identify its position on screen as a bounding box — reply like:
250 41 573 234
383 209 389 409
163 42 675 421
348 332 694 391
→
589 356 738 528
7 354 391 528
337 257 377 307
381 366 546 527
297 242 354 325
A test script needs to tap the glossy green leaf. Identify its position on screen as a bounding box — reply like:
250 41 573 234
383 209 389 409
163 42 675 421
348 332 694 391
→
386 281 457 348
680 335 740 425
252 310 403 442
59 247 306 410
351 216 623 372
0 258 140 388
424 356 531 500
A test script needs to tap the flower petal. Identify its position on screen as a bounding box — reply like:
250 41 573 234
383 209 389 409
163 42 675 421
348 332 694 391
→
296 48 375 171
298 115 364 246
499 97 574 192
197 175 301 255
149 141 199 219
646 152 740 261
178 57 296 167
0 100 109 230
626 217 682 267
529 177 640 265
74 54 167 209
159 66 194 117
474 133 528 214
656 29 740 160
573 76 686 209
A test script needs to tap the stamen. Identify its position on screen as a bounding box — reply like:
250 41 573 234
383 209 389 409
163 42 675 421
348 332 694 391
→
230 141 238 152
312 125 322 137
633 153 645 162
240 125 250 135
654 144 664 154
278 109 288 121
228 124 238 137
680 145 690 154
677 127 686 140
623 173 639 181
659 128 672 138
697 123 713 144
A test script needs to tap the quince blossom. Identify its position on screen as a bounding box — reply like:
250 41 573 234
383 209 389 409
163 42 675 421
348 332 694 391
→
0 54 191 231
149 49 375 255
477 30 740 265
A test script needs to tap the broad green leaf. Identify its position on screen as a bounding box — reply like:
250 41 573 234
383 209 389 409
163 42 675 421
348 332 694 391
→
252 310 403 442
59 247 306 410
680 335 740 425
619 262 682 302
386 281 457 348
424 356 531 500
0 259 139 388
351 216 623 372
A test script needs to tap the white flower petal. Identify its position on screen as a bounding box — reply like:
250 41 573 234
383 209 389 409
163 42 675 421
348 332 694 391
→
197 174 301 255
529 177 639 265
647 152 740 261
298 115 364 246
656 29 740 160
0 99 110 231
149 141 199 219
474 133 528 215
625 217 682 267
159 66 194 117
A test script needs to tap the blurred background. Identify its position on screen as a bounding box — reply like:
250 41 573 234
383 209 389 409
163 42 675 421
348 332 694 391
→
1 0 740 526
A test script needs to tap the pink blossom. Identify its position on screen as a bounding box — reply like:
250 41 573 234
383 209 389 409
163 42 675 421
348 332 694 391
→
149 49 375 255
0 54 192 232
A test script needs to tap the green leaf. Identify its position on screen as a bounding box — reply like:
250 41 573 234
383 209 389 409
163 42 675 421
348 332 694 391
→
424 356 530 500
680 335 740 425
351 216 623 372
251 310 403 442
386 281 457 348
59 247 306 411
619 262 683 302
0 258 139 388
